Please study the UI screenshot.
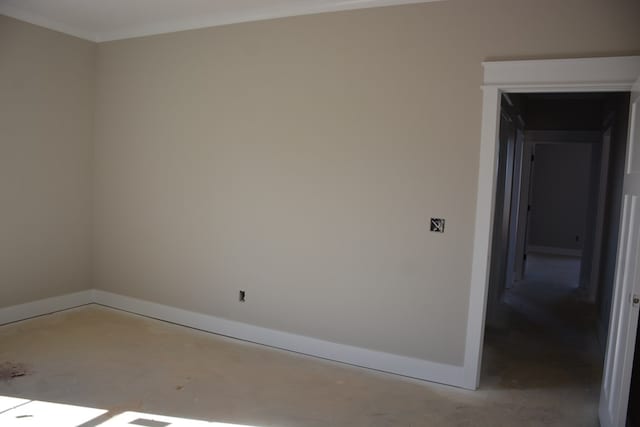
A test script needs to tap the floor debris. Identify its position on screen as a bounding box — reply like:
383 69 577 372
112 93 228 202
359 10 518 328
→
0 362 28 380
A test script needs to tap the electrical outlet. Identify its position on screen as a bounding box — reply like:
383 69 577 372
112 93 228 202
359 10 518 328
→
239 290 246 302
430 218 445 233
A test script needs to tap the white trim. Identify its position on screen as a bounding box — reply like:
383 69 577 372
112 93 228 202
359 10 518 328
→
92 290 467 388
483 84 635 93
464 85 501 389
527 245 582 258
466 55 640 390
0 291 93 326
482 57 640 87
0 289 467 387
1 0 441 43
0 288 466 388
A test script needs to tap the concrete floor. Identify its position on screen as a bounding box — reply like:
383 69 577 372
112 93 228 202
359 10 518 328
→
485 253 601 424
0 257 600 426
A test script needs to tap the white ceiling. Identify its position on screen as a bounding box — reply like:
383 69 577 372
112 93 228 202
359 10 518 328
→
0 0 439 42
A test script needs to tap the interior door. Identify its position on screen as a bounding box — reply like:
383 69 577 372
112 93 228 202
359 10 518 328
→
600 76 640 427
505 128 525 289
514 140 535 281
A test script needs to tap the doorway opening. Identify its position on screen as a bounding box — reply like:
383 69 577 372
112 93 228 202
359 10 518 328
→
481 92 630 411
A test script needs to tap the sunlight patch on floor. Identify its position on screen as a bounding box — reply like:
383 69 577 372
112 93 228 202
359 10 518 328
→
97 411 262 427
0 398 107 426
0 396 30 413
0 396 262 427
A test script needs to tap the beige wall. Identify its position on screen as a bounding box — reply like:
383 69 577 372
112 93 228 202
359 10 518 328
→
1 0 638 368
92 0 640 366
528 143 592 251
0 16 95 308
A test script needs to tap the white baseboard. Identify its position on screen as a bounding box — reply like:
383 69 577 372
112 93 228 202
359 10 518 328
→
0 290 93 326
91 290 467 388
0 289 467 388
527 245 582 257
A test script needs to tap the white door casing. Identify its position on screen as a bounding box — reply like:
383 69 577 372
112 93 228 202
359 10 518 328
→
599 75 640 427
466 56 640 393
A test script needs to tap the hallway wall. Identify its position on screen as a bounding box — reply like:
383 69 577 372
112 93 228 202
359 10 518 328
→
528 143 592 253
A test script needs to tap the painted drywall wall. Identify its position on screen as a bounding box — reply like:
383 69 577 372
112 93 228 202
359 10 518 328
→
93 0 640 366
0 16 95 308
528 143 592 252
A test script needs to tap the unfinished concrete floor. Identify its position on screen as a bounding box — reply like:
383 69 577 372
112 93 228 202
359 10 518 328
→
484 253 602 426
0 296 598 426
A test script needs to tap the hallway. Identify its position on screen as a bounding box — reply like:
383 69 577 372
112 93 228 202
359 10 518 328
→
482 253 602 421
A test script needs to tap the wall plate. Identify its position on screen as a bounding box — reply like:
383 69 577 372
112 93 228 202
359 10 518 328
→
430 218 445 233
